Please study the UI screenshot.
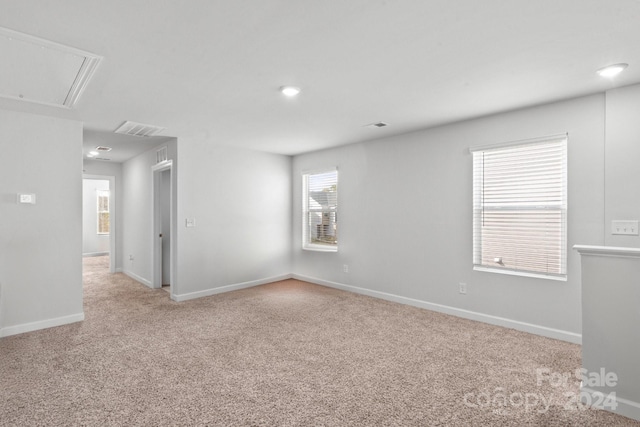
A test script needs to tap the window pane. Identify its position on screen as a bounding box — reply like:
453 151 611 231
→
472 136 567 277
98 212 110 234
303 169 338 250
97 190 110 234
307 210 337 246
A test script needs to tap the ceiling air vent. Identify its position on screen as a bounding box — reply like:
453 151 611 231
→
366 122 389 128
115 121 166 138
95 146 112 152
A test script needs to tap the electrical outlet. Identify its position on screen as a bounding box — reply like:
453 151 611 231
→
129 255 134 261
459 282 467 294
611 220 639 235
343 264 349 273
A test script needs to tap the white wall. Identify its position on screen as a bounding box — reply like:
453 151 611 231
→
82 179 110 255
0 109 83 336
605 84 640 247
83 160 123 270
571 83 640 421
576 246 640 421
293 93 606 341
175 140 292 300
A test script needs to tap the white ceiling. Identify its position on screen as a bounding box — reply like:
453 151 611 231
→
1 0 639 158
83 130 174 163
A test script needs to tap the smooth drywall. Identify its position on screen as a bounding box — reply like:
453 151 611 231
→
576 246 640 421
293 94 606 339
605 84 640 248
121 141 177 287
176 139 292 299
83 160 124 270
82 179 110 255
0 109 83 336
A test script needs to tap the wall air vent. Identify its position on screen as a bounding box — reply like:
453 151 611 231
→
156 147 168 164
0 26 102 108
115 121 166 138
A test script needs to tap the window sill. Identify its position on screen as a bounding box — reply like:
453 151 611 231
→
303 245 338 253
473 266 567 282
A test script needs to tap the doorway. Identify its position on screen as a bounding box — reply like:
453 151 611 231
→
82 175 116 273
152 161 173 293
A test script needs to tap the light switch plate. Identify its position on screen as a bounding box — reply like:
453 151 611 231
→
185 218 196 228
17 193 36 204
611 220 639 236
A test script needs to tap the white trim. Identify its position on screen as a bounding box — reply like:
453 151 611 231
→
83 174 116 273
0 312 84 338
292 273 581 344
115 268 123 273
123 270 152 288
473 266 567 281
82 251 109 257
302 245 338 253
469 132 568 153
151 161 175 292
301 166 339 175
574 245 640 259
581 386 640 422
172 274 293 302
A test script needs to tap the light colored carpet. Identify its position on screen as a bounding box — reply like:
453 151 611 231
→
1 255 638 426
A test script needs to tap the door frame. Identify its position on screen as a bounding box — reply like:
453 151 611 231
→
83 174 116 273
151 160 174 292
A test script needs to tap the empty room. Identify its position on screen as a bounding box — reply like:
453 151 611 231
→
1 1 640 425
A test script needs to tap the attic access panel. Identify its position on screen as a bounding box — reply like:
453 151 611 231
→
0 27 102 108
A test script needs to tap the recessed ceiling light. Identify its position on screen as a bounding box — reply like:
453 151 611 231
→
597 63 628 78
89 150 99 156
87 153 96 158
280 86 301 97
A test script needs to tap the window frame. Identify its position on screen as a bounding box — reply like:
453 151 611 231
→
302 168 338 252
471 134 568 281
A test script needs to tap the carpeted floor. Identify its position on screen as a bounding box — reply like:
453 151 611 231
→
1 256 638 426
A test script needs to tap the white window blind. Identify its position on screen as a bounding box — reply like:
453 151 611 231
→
97 189 110 235
303 169 338 251
472 135 567 278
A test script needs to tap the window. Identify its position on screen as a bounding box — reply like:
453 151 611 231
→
303 169 338 251
97 190 110 235
471 135 567 279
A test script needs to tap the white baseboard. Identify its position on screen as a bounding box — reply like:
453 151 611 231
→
115 268 123 273
581 386 640 422
82 252 110 257
172 274 293 302
0 312 85 338
292 274 581 344
122 270 152 288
